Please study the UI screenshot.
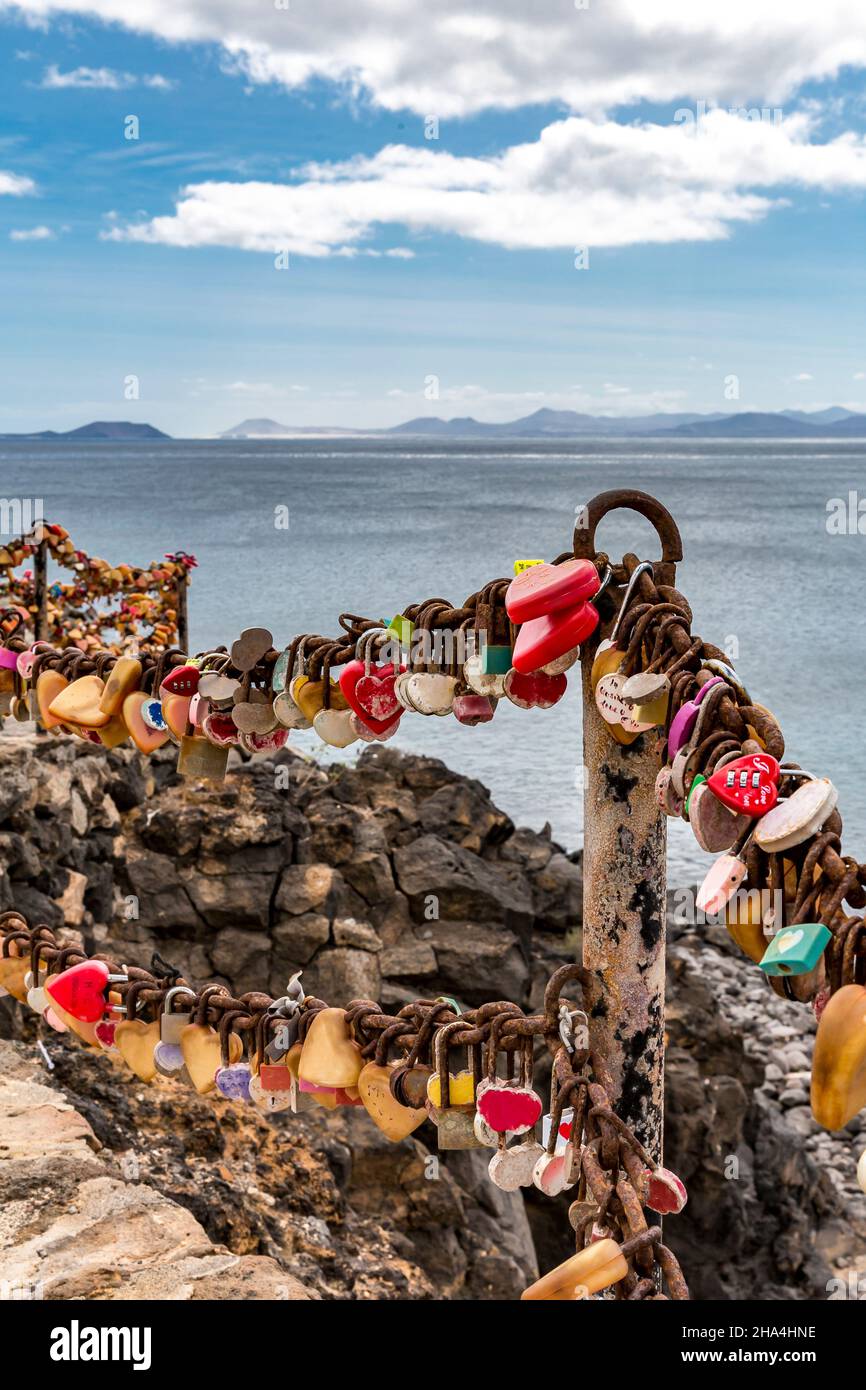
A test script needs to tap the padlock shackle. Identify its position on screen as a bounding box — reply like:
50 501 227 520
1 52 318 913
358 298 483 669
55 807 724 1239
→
573 489 683 587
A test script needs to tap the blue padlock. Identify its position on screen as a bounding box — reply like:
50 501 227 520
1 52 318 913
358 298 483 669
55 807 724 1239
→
759 922 831 976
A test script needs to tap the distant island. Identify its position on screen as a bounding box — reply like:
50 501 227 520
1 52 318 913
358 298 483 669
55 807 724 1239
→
4 409 866 443
219 407 866 440
0 421 170 441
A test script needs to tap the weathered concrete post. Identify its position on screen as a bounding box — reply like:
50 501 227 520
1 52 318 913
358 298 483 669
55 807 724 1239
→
575 491 683 1167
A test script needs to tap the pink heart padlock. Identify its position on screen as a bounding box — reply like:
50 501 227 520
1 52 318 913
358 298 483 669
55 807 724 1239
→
667 677 724 759
696 852 747 915
707 753 780 817
505 558 600 624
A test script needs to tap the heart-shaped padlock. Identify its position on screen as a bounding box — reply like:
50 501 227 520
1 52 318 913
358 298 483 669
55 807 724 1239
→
707 753 780 817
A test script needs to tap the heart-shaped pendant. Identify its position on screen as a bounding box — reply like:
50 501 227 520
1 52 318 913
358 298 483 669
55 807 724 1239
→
689 781 747 854
643 1165 688 1214
696 853 747 916
357 1062 427 1141
754 778 838 853
180 1023 243 1095
313 707 359 747
273 690 312 730
198 670 240 703
298 1008 363 1089
811 984 866 1130
339 660 404 734
708 754 780 816
232 700 278 735
36 670 69 729
48 674 111 728
402 672 457 716
506 558 599 623
533 1147 578 1196
239 727 288 754
355 669 402 722
0 954 30 1003
475 1078 543 1135
230 627 273 673
161 664 200 697
201 711 239 746
153 1041 186 1075
162 693 192 739
350 712 400 742
488 1139 546 1191
94 1018 118 1050
215 1062 252 1101
115 1019 161 1082
99 656 143 715
45 960 113 1023
667 677 724 759
511 602 598 675
504 669 567 710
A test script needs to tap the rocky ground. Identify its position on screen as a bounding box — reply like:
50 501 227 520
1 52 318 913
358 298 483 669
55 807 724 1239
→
0 731 863 1300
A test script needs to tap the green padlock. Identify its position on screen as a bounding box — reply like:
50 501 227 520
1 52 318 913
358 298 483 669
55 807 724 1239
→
759 922 831 976
480 643 513 675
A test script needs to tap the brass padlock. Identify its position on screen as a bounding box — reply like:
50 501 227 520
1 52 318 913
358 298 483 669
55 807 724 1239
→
428 1021 483 1150
177 733 229 780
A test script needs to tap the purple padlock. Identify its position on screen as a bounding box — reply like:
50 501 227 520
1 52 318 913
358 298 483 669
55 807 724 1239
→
667 677 724 759
215 1062 252 1102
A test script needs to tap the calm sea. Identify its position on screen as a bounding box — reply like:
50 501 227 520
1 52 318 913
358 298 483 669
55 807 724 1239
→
2 436 865 883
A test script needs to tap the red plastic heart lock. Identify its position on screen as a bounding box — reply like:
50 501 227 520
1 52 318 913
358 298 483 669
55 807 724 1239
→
160 664 200 697
476 1079 544 1134
511 602 599 674
504 668 567 710
45 960 126 1024
708 753 780 817
452 693 497 725
354 667 402 724
505 558 600 624
643 1165 688 1214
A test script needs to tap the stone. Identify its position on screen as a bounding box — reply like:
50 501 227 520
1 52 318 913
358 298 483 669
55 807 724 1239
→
393 834 531 923
333 917 382 951
379 938 438 979
58 869 88 927
309 948 381 1004
210 930 272 993
179 867 274 929
429 922 529 1005
275 863 341 916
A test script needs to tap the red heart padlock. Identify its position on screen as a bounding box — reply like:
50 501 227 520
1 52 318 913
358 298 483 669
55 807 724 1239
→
340 660 404 734
504 668 567 709
476 1079 543 1135
708 753 780 817
512 602 598 674
354 668 401 724
160 664 200 696
644 1165 688 1215
452 693 496 725
45 960 113 1024
506 558 600 624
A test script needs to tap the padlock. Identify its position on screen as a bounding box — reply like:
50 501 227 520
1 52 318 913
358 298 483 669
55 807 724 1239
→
488 1134 545 1190
181 1019 242 1095
759 922 831 976
153 985 195 1077
520 1238 628 1301
357 1061 426 1141
428 1022 484 1149
177 733 229 780
115 1018 161 1081
99 656 142 714
298 1007 363 1089
810 983 866 1130
589 562 654 744
754 777 838 853
48 674 110 728
696 825 753 915
667 676 725 759
44 959 127 1024
475 1031 542 1135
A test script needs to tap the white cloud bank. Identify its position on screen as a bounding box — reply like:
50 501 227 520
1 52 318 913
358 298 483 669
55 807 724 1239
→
41 64 172 89
103 110 866 256
9 224 53 239
4 0 866 116
0 171 36 195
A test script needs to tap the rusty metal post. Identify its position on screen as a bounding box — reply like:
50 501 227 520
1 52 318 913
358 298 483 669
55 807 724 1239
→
575 491 683 1167
33 533 48 641
175 569 190 652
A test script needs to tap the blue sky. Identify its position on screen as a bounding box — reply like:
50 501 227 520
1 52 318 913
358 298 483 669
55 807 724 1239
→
1 1 866 435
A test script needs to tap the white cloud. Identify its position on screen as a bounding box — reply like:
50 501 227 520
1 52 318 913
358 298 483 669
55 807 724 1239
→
9 225 54 240
104 109 866 257
5 0 866 115
0 171 36 196
793 372 814 381
854 372 866 380
40 64 172 89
